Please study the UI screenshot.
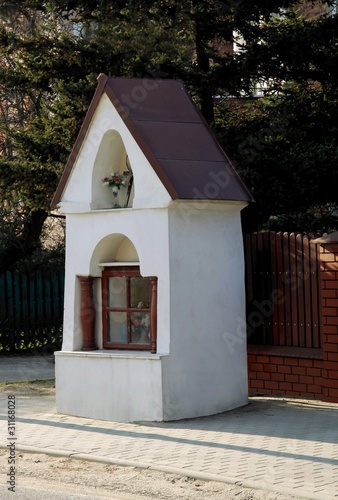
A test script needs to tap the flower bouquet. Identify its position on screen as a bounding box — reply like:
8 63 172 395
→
131 302 150 344
101 172 131 208
102 172 128 195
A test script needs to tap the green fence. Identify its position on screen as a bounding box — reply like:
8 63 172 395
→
0 270 64 353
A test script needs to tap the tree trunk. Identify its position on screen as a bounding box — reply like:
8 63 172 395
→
192 0 215 125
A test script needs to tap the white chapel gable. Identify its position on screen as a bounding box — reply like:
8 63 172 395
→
60 93 172 212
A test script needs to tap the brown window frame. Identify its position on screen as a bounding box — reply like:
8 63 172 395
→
102 266 157 353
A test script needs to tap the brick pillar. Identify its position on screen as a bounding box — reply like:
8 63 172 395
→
316 234 338 403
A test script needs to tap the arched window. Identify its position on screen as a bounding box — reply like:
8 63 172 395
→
91 130 134 210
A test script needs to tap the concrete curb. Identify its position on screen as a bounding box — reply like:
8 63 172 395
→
5 445 326 500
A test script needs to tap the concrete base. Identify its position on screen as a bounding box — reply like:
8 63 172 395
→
55 351 164 422
55 350 248 423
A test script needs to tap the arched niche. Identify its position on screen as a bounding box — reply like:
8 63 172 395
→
91 130 134 210
90 234 139 276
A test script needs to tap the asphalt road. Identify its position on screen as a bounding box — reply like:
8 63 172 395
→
0 482 137 500
0 355 55 383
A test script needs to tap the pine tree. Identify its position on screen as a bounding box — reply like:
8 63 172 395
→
0 0 336 272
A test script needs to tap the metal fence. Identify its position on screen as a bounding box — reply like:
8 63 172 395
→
0 270 64 353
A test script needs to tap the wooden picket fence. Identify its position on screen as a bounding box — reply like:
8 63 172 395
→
244 232 322 348
0 270 64 353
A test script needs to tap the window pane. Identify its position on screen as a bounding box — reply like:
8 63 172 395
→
130 277 150 308
131 312 150 344
108 277 126 308
107 311 127 343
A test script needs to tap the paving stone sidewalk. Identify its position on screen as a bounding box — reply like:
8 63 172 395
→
0 391 337 500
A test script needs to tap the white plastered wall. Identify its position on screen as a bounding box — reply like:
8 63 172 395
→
56 207 171 422
160 201 248 420
56 200 249 421
61 208 170 353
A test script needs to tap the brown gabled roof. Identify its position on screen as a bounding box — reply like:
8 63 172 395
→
51 74 253 209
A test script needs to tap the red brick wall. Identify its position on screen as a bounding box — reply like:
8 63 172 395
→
248 241 338 403
248 346 324 399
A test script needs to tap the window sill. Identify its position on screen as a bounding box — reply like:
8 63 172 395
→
98 262 139 267
55 350 163 360
90 207 132 212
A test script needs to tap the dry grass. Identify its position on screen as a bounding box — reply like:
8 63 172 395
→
0 379 55 396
